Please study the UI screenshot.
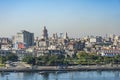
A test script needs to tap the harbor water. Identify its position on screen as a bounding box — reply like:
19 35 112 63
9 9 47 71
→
0 71 120 80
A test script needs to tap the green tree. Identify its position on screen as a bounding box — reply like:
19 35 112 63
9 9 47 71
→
76 51 90 64
0 56 6 64
114 55 120 64
22 56 35 65
77 51 88 59
6 53 18 61
36 54 65 66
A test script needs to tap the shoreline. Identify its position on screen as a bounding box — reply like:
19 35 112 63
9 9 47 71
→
1 65 120 72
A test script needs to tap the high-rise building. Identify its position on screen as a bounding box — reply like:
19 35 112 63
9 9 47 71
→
52 33 58 40
13 30 34 49
63 32 68 39
41 26 48 40
35 26 49 49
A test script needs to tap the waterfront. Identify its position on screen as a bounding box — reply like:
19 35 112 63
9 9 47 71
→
0 71 120 80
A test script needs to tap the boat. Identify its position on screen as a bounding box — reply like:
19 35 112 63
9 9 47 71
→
55 71 67 74
38 71 47 75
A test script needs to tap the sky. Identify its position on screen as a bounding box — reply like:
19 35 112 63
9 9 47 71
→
0 0 120 38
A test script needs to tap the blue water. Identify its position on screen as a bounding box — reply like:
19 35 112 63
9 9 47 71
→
0 71 120 80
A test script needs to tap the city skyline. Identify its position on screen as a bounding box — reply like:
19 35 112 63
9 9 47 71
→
0 0 120 38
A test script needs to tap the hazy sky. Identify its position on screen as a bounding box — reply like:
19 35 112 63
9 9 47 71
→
0 0 120 38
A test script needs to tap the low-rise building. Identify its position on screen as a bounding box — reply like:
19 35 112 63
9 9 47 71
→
12 49 33 61
0 38 12 50
0 49 11 56
98 49 120 57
